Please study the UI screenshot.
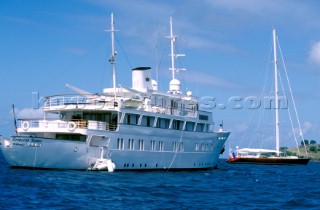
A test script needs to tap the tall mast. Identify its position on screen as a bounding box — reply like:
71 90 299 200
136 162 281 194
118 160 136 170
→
109 13 117 97
169 16 176 80
166 16 185 94
273 29 280 156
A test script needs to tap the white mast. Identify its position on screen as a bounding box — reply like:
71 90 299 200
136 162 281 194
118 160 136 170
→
169 16 176 80
109 13 117 97
273 29 280 156
166 17 185 93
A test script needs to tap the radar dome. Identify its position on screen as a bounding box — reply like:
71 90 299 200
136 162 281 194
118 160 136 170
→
169 79 181 92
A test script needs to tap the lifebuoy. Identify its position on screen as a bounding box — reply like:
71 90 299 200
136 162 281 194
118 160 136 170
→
67 122 76 131
22 121 29 131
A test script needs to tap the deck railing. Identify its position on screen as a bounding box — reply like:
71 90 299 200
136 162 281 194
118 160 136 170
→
18 119 118 132
43 95 116 110
43 95 198 117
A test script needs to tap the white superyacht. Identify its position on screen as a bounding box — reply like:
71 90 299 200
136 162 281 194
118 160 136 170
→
1 14 230 171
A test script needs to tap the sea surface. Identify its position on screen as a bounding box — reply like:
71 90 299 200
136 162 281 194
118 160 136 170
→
0 155 319 210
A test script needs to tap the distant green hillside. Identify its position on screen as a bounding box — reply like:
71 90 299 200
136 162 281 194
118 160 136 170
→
286 144 320 161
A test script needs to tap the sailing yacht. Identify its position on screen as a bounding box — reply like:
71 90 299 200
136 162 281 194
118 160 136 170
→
0 14 230 171
228 29 310 165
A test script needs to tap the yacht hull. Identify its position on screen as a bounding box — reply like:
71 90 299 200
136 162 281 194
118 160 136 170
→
227 157 310 165
1 129 229 170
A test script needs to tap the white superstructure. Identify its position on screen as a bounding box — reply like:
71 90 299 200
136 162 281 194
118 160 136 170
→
1 14 230 171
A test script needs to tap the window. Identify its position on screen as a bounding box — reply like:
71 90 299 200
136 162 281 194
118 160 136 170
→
157 118 170 129
199 115 209 121
195 123 205 132
139 139 144 151
117 138 124 150
172 142 183 152
186 122 195 131
158 141 164 151
56 134 87 142
125 114 139 125
141 116 155 127
172 120 184 130
127 114 131 124
151 140 156 151
83 112 112 123
128 139 134 150
172 142 178 151
178 142 184 152
195 143 199 151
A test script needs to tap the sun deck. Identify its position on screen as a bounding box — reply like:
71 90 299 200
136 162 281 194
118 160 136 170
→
43 93 199 118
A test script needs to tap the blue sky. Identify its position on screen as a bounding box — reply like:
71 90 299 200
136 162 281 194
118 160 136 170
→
1 0 320 151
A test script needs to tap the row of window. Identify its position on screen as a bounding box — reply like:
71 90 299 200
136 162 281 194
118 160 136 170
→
117 138 164 151
123 114 212 132
56 134 86 142
195 143 217 151
116 138 216 152
62 111 211 133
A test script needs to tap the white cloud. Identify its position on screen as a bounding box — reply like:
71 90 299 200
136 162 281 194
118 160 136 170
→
309 42 320 66
182 70 239 89
16 108 44 119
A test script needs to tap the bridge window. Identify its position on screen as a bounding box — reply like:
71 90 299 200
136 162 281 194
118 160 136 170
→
141 116 155 127
199 114 209 121
185 122 195 131
56 134 87 142
172 120 184 130
125 114 139 125
157 118 170 129
195 123 205 132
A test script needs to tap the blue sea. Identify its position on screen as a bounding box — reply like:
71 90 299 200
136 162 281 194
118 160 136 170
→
0 155 319 209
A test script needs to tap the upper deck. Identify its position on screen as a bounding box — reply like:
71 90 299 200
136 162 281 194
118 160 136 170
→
43 90 200 119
